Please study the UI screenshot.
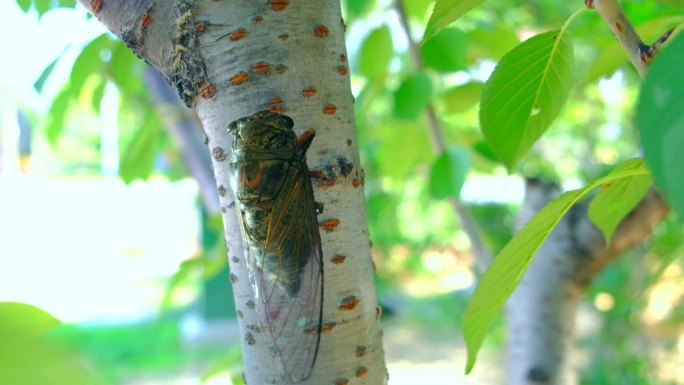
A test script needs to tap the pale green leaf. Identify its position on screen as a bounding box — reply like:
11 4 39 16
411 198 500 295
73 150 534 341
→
393 71 432 120
637 32 684 221
441 81 483 114
463 164 650 373
70 34 110 95
358 26 393 78
46 87 73 145
423 0 488 43
34 54 61 93
589 158 652 243
429 147 471 199
0 302 59 338
467 25 520 60
480 29 574 170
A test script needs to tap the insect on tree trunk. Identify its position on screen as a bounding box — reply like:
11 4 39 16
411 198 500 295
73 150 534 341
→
78 0 387 383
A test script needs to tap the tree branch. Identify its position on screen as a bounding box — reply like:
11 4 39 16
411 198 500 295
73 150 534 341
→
587 0 675 77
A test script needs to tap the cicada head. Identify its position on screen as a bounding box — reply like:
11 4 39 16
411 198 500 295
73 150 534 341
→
228 111 297 159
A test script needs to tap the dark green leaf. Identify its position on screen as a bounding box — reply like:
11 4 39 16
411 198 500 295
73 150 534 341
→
429 147 471 199
421 28 468 72
423 0 487 42
480 30 574 171
17 0 32 13
473 140 498 162
34 52 64 93
393 71 432 120
636 32 684 220
463 164 651 373
358 25 393 78
589 158 652 243
119 112 163 183
441 81 483 114
46 87 73 145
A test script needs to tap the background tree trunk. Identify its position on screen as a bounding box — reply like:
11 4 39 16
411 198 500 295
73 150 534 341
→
78 1 387 383
506 180 668 385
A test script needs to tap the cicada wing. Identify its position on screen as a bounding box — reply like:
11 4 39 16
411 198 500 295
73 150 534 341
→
252 161 323 383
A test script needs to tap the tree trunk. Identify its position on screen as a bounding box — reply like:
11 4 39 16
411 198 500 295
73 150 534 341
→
79 1 387 383
506 180 667 385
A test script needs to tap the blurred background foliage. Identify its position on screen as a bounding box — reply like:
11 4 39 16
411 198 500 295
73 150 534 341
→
1 0 684 384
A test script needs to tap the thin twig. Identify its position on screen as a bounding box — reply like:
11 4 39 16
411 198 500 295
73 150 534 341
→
395 1 493 269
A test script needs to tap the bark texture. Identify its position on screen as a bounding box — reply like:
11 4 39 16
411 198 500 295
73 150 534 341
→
506 180 668 385
80 1 386 383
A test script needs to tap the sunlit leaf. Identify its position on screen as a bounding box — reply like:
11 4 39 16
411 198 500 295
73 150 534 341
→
358 26 393 78
441 81 483 114
70 34 111 95
0 303 104 385
421 28 468 72
91 80 106 113
0 302 59 338
467 25 520 60
423 0 488 42
119 112 163 183
463 163 650 373
429 147 471 199
376 121 431 178
58 0 77 7
480 29 574 171
589 158 652 243
346 0 374 18
110 41 144 95
46 87 73 145
393 71 432 120
33 0 49 17
17 0 32 12
402 0 434 19
637 32 684 220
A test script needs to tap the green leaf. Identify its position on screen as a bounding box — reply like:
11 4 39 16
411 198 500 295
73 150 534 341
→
200 347 242 383
0 302 59 338
46 87 73 145
358 26 393 78
480 29 574 171
70 34 111 96
109 41 144 95
467 25 520 60
17 0 32 13
33 0 50 18
346 0 374 18
636 32 684 221
376 121 431 178
58 0 76 7
420 28 468 72
91 80 106 113
34 53 62 93
589 158 652 243
655 0 684 6
423 0 487 42
393 71 432 120
441 81 483 114
429 147 471 199
402 0 434 19
463 163 650 373
119 112 163 183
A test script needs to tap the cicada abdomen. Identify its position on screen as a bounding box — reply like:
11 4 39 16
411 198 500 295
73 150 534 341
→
228 111 324 383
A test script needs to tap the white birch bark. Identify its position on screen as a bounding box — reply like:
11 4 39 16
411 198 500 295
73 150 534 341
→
78 1 387 383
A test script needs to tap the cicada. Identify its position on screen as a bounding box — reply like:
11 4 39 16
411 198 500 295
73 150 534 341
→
228 111 324 383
